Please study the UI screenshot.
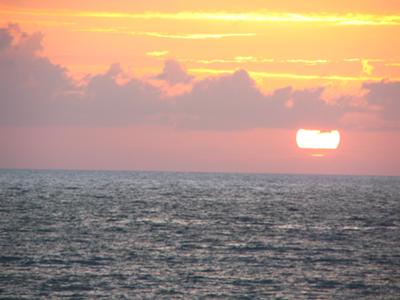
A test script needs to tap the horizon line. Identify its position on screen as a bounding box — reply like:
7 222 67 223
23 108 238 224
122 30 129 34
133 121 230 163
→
1 167 398 178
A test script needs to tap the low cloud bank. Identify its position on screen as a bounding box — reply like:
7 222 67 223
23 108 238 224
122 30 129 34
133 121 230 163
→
1 24 399 130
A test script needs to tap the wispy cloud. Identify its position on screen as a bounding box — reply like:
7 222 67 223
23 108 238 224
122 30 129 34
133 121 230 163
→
77 28 256 39
361 59 374 75
181 56 274 64
2 9 400 26
385 62 400 67
1 19 76 27
189 68 393 82
134 32 256 40
146 50 169 57
182 57 330 65
186 57 398 67
285 59 329 65
343 58 361 62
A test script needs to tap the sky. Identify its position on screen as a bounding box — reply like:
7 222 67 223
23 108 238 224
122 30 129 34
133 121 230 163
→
1 0 400 175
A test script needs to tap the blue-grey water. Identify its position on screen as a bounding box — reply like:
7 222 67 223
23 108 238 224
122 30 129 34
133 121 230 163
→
0 169 399 299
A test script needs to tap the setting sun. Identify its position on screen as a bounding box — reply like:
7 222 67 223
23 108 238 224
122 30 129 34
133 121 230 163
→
1 1 400 299
296 129 340 150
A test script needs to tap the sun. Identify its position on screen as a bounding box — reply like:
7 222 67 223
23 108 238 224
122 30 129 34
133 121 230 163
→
296 129 340 150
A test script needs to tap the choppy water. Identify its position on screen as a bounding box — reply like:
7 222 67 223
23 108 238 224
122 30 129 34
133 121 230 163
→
0 169 399 299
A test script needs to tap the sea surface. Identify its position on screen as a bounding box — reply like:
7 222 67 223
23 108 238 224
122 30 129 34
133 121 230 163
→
0 169 399 299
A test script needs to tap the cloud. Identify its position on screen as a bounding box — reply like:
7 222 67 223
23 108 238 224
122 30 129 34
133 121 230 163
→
174 70 266 129
133 32 256 40
189 67 383 82
0 24 72 125
76 28 256 40
6 10 400 26
0 26 12 50
81 63 164 125
362 59 374 75
1 24 398 131
173 70 349 130
146 50 169 57
0 25 164 126
363 81 400 121
153 59 193 85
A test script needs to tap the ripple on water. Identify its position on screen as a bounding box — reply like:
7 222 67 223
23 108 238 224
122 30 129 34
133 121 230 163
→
0 170 399 298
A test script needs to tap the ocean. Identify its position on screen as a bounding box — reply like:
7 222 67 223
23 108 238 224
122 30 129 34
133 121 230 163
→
0 169 399 299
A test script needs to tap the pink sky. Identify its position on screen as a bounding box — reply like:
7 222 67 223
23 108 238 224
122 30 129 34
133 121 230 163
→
1 126 399 176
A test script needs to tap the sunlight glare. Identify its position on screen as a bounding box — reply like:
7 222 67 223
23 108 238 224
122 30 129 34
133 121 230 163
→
296 129 340 149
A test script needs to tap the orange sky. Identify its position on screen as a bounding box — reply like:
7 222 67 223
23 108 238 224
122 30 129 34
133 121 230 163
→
2 0 400 88
1 1 400 175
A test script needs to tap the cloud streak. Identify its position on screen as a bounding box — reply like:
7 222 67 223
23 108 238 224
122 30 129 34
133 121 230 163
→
3 9 400 26
189 68 389 82
146 50 169 57
77 28 257 40
133 32 256 40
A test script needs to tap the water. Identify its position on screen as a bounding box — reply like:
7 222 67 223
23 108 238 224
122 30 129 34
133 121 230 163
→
0 169 399 299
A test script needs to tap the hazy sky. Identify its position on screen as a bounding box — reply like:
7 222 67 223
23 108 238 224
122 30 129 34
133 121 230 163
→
1 0 399 175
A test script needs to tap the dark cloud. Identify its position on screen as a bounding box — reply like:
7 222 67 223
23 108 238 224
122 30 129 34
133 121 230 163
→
174 70 348 130
153 59 193 85
80 63 164 126
0 26 164 126
0 27 12 50
174 70 266 129
0 24 72 125
0 24 397 131
363 81 400 121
